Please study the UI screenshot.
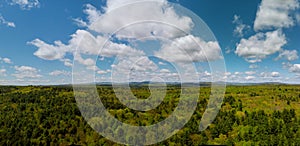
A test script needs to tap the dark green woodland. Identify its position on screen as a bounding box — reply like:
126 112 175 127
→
1 85 300 145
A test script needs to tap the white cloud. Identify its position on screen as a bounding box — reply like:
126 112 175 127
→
73 18 88 27
296 13 300 24
225 72 231 76
62 59 73 67
83 3 102 25
218 70 294 83
30 0 224 83
158 62 166 65
282 62 292 69
97 69 111 75
0 14 15 28
204 71 211 76
245 76 255 80
74 54 95 67
221 72 232 80
13 66 42 79
254 0 299 31
0 69 6 73
260 72 268 78
130 56 158 72
260 72 281 79
111 57 150 71
289 64 300 73
235 30 287 63
276 50 299 61
29 29 144 66
232 15 250 37
97 70 106 74
234 72 241 75
49 70 70 76
225 48 233 54
86 65 100 71
84 1 193 39
105 0 160 11
2 58 13 64
0 57 13 64
245 71 256 75
234 24 249 37
10 0 40 10
249 64 258 69
29 39 69 60
111 56 161 82
271 72 280 77
0 69 7 76
14 66 36 72
155 35 222 63
160 69 170 73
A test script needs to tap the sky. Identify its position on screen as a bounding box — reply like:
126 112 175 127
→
0 0 300 85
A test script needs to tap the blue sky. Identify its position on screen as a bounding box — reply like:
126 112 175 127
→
0 0 300 85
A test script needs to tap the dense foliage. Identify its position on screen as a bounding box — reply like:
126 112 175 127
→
0 85 300 145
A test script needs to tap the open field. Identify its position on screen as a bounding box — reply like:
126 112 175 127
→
1 85 300 145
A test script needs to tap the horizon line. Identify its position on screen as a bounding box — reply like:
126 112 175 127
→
1 81 300 86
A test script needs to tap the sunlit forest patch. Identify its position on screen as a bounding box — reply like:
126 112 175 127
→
1 85 300 145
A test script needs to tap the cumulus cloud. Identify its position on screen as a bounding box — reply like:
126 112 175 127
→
0 69 7 76
225 72 231 76
29 39 68 60
31 0 223 83
235 0 299 65
131 57 158 72
260 72 268 78
155 35 222 63
0 14 15 28
232 15 250 37
97 69 111 75
220 71 287 83
112 56 158 74
62 59 73 67
282 62 292 69
245 71 256 75
14 66 38 73
158 62 166 65
73 18 88 27
160 69 170 73
29 29 144 65
234 72 241 75
225 47 233 54
260 72 281 79
109 56 181 82
204 71 212 77
13 66 42 79
296 13 300 25
111 56 197 82
289 64 300 73
235 30 287 63
0 57 13 64
254 0 299 31
271 72 280 77
84 1 193 39
49 70 70 76
245 76 255 80
73 54 96 68
276 49 299 61
2 58 12 64
10 0 40 10
249 64 258 69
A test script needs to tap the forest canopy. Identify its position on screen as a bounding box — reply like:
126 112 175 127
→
0 85 300 145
